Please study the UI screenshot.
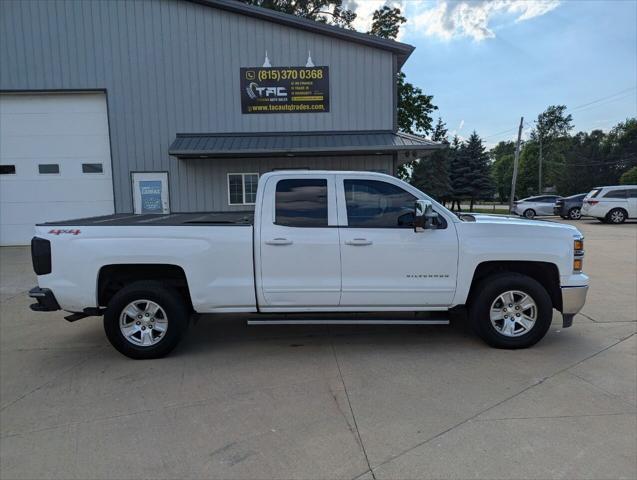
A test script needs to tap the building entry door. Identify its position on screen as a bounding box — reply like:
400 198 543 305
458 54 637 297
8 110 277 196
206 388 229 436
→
132 172 170 214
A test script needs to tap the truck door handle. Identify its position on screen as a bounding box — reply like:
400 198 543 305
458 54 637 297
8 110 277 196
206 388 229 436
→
345 238 373 246
265 238 293 246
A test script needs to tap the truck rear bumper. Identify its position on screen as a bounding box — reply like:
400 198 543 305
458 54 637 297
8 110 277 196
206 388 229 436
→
28 287 60 312
561 285 589 328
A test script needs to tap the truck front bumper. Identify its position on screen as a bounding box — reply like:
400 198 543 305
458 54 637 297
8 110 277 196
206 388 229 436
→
561 285 589 328
28 287 60 312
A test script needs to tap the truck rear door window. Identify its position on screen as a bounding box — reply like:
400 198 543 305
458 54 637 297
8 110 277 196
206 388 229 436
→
344 179 416 228
275 179 328 227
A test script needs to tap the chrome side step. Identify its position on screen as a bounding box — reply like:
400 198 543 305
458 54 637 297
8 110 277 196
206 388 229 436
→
247 319 449 325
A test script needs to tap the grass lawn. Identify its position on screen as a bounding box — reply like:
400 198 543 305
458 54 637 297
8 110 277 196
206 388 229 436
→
456 208 511 215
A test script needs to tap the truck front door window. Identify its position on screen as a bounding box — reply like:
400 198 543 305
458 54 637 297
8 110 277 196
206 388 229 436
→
344 179 416 228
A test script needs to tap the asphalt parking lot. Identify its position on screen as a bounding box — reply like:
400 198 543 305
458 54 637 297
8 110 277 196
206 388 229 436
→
1 219 635 480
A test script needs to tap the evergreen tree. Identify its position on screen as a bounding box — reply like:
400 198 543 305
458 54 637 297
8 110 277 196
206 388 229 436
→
451 132 494 210
411 118 451 202
448 136 465 210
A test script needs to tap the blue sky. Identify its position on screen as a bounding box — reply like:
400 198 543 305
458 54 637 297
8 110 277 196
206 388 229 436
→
351 0 637 146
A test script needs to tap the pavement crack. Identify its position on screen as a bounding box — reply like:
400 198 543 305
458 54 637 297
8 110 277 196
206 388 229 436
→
0 349 103 412
368 331 637 475
579 312 636 323
329 329 376 480
474 412 635 422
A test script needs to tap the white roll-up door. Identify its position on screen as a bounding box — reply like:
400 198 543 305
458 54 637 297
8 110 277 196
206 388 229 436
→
0 92 115 245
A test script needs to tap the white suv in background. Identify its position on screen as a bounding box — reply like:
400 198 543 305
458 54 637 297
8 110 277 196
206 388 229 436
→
581 185 637 224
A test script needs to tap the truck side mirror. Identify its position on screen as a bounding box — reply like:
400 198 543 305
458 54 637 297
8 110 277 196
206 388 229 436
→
414 199 438 232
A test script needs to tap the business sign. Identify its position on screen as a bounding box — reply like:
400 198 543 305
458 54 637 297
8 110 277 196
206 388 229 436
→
139 180 163 213
240 67 329 114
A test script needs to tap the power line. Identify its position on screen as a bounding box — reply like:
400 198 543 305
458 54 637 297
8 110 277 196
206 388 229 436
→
569 86 636 112
483 86 636 141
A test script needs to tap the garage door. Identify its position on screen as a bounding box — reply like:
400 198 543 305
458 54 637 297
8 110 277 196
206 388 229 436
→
0 93 115 245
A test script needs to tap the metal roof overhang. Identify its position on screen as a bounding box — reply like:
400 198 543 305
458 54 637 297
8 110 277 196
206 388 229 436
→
169 131 444 159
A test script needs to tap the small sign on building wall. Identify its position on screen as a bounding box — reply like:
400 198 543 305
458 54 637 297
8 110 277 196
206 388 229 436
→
240 67 329 114
139 180 163 213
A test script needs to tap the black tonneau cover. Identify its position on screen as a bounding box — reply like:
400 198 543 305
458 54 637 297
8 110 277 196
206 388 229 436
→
38 212 254 227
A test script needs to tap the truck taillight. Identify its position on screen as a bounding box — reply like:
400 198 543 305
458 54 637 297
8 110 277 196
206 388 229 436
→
31 237 52 275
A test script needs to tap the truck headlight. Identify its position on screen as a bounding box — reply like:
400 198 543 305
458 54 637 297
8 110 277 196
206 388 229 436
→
573 238 584 272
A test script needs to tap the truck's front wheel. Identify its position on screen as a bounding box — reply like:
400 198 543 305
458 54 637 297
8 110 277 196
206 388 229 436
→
104 281 189 359
469 273 552 349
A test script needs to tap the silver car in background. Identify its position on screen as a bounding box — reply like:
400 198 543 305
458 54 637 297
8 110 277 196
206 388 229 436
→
511 195 561 219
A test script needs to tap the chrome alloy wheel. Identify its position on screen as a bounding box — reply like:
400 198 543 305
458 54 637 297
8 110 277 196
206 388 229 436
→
119 300 168 347
610 210 625 223
569 208 582 220
489 290 537 337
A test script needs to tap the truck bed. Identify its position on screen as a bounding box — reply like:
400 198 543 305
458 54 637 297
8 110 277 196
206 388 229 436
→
37 212 254 227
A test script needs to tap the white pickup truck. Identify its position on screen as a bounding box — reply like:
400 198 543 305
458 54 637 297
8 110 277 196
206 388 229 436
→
29 171 589 359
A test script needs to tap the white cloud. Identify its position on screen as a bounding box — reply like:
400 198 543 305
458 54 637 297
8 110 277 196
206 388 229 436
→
408 0 560 41
345 1 407 39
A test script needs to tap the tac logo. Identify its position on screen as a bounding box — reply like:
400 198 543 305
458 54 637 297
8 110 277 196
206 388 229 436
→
48 229 81 236
245 82 287 100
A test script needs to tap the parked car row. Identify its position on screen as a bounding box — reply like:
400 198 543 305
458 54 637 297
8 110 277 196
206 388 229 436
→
512 185 637 224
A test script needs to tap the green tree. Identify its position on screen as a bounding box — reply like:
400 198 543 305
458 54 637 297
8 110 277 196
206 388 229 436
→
460 132 494 210
240 0 357 28
411 118 451 202
368 5 405 39
620 166 637 184
490 141 516 201
532 105 574 193
447 136 466 210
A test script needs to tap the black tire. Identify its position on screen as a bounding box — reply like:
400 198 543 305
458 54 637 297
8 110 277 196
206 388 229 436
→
598 217 607 223
568 207 582 220
606 208 627 224
560 215 568 219
523 209 536 219
104 281 189 359
468 273 553 349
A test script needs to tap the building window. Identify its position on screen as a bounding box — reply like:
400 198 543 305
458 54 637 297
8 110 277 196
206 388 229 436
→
38 164 60 174
0 165 16 175
82 163 103 173
275 178 328 227
228 173 259 205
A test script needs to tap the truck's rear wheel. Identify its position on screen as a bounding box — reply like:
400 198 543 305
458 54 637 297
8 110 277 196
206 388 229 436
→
469 273 552 349
104 281 188 359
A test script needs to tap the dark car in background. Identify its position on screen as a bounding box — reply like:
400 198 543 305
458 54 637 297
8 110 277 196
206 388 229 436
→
554 193 587 220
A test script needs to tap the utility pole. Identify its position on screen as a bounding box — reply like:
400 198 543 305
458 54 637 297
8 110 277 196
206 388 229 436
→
509 116 524 213
538 135 543 194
